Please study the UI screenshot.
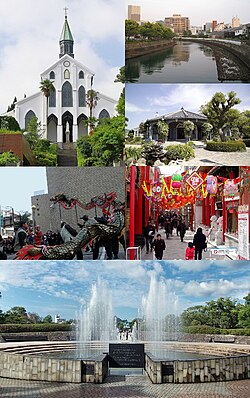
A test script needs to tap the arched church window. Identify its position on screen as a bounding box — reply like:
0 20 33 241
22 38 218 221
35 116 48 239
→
79 70 84 79
64 69 70 79
49 89 56 107
62 81 73 107
99 109 110 119
25 110 36 130
78 86 86 107
49 71 55 80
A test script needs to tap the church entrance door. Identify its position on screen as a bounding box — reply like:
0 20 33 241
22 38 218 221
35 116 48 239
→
62 112 73 143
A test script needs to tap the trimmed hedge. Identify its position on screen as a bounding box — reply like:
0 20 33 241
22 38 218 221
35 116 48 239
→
0 323 72 333
0 129 22 135
182 325 250 336
243 139 250 147
165 143 195 163
206 141 246 152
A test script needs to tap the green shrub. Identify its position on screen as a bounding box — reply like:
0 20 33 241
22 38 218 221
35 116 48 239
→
206 141 246 152
165 144 195 163
0 323 72 333
0 129 22 135
0 152 20 166
243 139 250 147
182 325 221 334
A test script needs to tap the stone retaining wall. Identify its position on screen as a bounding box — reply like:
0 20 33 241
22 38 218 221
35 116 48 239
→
0 352 108 383
0 331 74 343
126 40 175 59
145 353 250 384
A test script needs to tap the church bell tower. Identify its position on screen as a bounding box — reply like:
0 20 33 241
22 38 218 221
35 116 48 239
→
59 9 74 58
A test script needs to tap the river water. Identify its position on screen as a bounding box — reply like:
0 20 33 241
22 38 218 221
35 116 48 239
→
126 41 248 83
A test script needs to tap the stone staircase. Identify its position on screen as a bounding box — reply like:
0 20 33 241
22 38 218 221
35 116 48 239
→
57 143 77 166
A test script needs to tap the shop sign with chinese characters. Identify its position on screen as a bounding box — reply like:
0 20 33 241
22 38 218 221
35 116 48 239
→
238 204 249 260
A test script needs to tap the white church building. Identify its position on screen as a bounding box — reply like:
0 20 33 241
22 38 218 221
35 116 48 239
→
11 14 117 145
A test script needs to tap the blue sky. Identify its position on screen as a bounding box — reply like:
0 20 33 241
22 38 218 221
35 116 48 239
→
0 260 249 321
126 83 250 129
126 0 250 25
0 0 124 114
0 167 47 212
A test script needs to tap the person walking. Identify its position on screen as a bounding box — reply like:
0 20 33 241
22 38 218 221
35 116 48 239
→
178 221 187 242
143 221 156 254
185 242 195 260
164 219 172 240
13 221 28 252
193 227 207 260
152 234 166 260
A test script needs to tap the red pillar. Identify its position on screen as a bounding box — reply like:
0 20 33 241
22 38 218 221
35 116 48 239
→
211 196 216 216
145 166 150 225
190 204 194 231
202 198 206 225
135 166 144 235
206 195 210 226
129 166 136 260
222 196 226 242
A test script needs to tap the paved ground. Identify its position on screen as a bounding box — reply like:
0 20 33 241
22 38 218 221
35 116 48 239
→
142 228 231 261
1 376 250 398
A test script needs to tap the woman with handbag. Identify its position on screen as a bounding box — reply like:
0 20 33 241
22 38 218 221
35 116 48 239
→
193 227 207 260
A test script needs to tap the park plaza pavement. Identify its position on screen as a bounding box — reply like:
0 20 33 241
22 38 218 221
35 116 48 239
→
142 228 234 261
0 376 250 398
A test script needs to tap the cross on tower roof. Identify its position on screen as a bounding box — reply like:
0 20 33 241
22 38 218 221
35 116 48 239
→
64 7 68 18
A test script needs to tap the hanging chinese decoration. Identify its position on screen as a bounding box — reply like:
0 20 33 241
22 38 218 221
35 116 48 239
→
223 180 239 197
206 175 218 194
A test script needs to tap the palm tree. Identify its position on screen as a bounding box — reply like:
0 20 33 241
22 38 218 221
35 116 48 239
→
86 89 99 134
40 79 55 139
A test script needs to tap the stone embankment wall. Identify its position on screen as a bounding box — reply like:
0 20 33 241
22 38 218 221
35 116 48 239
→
182 39 250 70
145 353 250 384
126 40 175 59
0 352 108 383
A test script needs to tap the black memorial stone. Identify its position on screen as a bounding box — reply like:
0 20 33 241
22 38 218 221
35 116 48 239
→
162 364 174 376
82 363 95 375
109 344 145 368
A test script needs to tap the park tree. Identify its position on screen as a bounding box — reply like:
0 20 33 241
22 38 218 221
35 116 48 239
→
238 110 250 138
43 315 53 323
183 120 195 141
200 91 241 141
27 312 42 323
205 297 238 329
141 142 165 166
125 19 140 38
201 122 213 140
115 67 125 117
238 293 250 328
157 121 169 141
5 306 29 324
181 305 209 327
40 79 55 139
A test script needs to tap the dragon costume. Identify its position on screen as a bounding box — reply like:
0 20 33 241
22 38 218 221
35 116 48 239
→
15 192 125 260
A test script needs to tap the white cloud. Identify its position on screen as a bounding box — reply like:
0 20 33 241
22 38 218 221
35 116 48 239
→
183 278 250 297
125 101 148 113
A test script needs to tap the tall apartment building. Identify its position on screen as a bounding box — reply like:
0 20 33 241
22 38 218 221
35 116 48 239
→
128 5 141 22
164 14 190 34
232 16 240 28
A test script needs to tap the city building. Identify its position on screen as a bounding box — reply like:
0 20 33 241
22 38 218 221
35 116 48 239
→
4 13 117 146
205 22 213 33
164 14 190 34
31 167 125 233
143 108 207 142
232 16 240 28
214 22 225 32
212 20 218 31
128 5 141 22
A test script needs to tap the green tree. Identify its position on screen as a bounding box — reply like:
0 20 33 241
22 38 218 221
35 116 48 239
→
181 305 209 327
40 79 55 139
200 91 241 141
238 111 250 138
183 120 195 141
125 19 140 37
43 315 53 323
238 293 250 328
141 142 165 166
28 312 42 323
157 120 169 141
114 66 125 84
205 297 238 329
5 306 29 324
86 89 99 119
201 122 213 140
0 116 20 131
91 115 125 166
